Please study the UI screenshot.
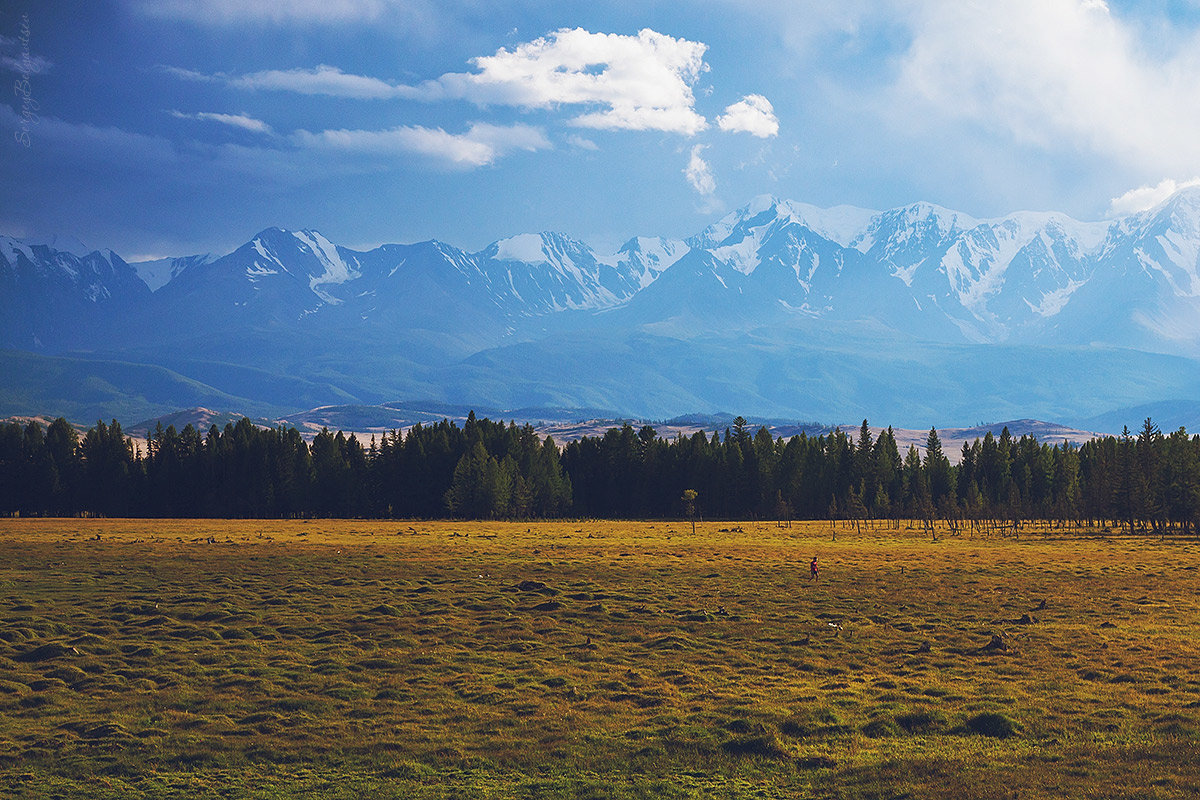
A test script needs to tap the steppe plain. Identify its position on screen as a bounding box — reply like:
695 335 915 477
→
1 518 1198 798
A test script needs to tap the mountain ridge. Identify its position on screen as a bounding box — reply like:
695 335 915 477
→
5 188 1200 430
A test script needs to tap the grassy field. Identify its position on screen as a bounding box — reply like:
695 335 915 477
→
1 518 1198 799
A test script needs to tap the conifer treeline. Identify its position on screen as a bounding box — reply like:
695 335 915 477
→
1 414 1197 532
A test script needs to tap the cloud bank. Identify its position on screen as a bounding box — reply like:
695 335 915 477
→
773 0 1200 199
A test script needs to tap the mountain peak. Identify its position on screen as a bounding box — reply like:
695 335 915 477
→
1155 184 1200 222
485 231 592 264
688 196 793 250
250 226 291 241
691 195 877 251
894 200 974 228
24 234 94 258
744 193 788 217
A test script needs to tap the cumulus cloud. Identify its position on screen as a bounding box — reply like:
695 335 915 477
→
1108 177 1200 216
684 144 716 195
436 28 710 135
170 28 713 136
169 110 273 134
294 121 550 167
717 94 778 137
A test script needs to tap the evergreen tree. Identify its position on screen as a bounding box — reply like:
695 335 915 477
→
924 427 954 508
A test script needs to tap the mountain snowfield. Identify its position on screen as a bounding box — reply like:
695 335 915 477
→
5 187 1200 429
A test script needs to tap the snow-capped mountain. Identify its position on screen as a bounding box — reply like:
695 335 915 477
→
8 186 1200 427
481 231 641 314
131 253 217 293
1071 188 1200 348
0 234 150 349
10 189 1200 354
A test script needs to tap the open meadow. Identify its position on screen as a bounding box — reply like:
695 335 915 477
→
1 518 1199 799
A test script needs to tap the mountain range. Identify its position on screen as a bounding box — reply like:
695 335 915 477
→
5 188 1200 432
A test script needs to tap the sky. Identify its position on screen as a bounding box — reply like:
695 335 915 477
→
3 0 1200 260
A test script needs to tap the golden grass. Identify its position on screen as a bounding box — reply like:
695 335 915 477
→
0 518 1198 798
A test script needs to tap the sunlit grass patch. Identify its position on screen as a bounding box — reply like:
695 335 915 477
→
0 518 1199 798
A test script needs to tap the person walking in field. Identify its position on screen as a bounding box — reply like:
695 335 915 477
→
809 556 819 582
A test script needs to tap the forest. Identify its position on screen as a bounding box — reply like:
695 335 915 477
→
0 413 1197 534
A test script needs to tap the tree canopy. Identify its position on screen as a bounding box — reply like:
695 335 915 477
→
1 415 1197 533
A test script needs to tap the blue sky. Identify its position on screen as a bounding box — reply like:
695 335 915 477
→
3 0 1200 259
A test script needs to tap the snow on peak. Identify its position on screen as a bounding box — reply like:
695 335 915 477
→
853 201 977 256
898 201 976 232
692 196 787 249
493 232 554 263
786 202 878 247
293 230 360 305
1 234 103 271
744 193 784 217
0 234 36 267
251 237 284 268
615 236 690 288
489 231 592 265
132 252 216 292
620 236 688 262
1155 187 1200 233
693 195 878 254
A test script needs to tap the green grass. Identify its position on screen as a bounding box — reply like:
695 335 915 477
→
0 518 1199 798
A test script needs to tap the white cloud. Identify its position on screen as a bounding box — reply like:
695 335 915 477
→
742 0 1200 206
440 28 709 135
464 122 554 155
717 94 779 138
175 28 713 136
159 66 213 83
169 110 273 134
294 122 550 167
684 144 716 195
566 135 599 151
229 64 420 100
882 1 1200 175
1108 177 1200 216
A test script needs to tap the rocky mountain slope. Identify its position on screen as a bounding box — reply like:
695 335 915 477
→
5 187 1200 429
